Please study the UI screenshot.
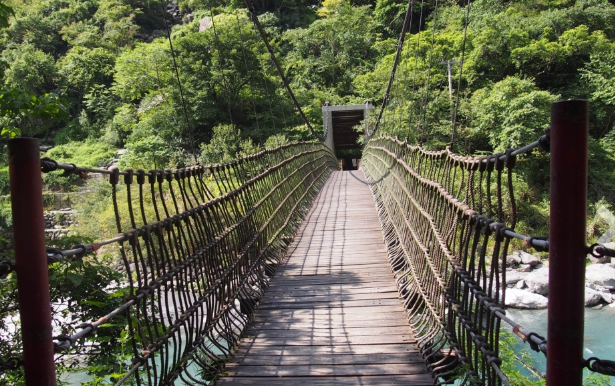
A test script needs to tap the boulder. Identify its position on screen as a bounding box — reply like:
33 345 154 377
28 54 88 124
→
585 287 602 307
505 270 529 286
517 264 532 272
505 289 548 309
519 251 540 266
524 267 550 296
586 264 615 289
199 17 212 32
515 280 526 289
506 252 522 266
601 292 613 304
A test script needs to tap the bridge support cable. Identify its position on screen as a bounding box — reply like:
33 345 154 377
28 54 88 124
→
372 0 472 146
418 0 440 144
207 3 236 126
243 2 327 142
5 141 338 385
234 10 262 141
406 0 426 140
157 0 198 161
370 0 415 139
450 0 472 147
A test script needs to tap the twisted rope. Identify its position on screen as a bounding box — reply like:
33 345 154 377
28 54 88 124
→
361 135 550 385
43 142 338 385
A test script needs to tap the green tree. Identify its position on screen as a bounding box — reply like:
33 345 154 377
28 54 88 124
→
200 123 242 164
283 0 378 95
57 46 115 97
0 86 68 138
471 76 557 152
581 49 615 137
2 43 57 94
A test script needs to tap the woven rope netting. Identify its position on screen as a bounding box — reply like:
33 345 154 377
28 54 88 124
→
362 136 520 385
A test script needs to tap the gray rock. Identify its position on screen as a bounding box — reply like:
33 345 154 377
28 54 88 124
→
586 264 615 288
524 267 550 296
601 292 613 304
505 289 548 309
516 280 526 289
506 252 522 266
585 287 602 307
505 270 529 285
517 264 532 272
520 251 540 266
199 17 212 32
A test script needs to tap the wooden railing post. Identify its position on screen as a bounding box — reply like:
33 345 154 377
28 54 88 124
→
547 100 589 386
8 138 57 386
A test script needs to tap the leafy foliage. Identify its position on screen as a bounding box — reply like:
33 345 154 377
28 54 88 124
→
1 0 615 383
471 77 558 152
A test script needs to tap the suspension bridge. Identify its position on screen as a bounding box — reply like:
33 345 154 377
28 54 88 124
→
2 0 615 385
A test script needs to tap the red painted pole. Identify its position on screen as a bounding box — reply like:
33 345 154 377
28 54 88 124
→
547 100 589 386
8 138 57 386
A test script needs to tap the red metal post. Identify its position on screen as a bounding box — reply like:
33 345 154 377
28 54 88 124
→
547 100 589 386
8 138 57 386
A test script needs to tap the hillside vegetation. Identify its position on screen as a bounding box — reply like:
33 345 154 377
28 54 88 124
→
0 0 611 234
0 0 615 383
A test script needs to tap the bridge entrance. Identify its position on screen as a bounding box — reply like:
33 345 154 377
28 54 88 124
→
322 103 372 170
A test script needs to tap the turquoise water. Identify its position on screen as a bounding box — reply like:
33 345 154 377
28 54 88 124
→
61 337 229 385
505 307 615 384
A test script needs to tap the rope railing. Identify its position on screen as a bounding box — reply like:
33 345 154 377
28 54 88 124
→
361 133 615 384
358 134 555 384
2 141 338 384
362 135 516 384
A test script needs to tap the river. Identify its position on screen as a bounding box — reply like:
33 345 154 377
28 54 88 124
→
505 307 615 384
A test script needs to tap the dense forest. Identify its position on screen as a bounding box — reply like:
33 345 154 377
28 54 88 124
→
0 0 615 383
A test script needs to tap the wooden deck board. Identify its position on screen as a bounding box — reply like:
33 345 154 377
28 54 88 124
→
218 171 433 385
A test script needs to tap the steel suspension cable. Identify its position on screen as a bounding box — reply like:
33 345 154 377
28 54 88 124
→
450 0 472 147
261 53 279 139
370 0 416 138
242 1 324 141
408 0 426 141
397 0 415 138
207 3 235 124
157 0 198 163
234 10 262 142
419 0 440 144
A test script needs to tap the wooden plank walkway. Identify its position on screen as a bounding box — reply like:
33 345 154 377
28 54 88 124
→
218 171 433 385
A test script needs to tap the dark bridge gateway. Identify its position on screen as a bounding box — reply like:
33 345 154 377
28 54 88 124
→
322 103 372 170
